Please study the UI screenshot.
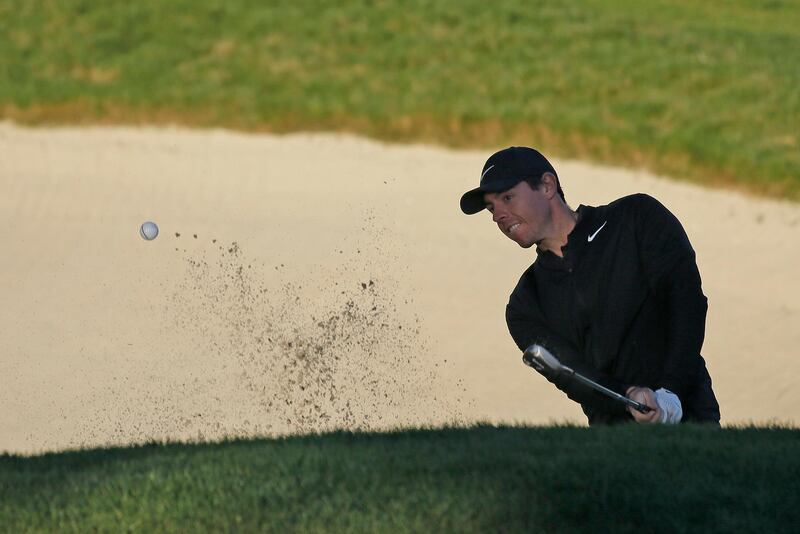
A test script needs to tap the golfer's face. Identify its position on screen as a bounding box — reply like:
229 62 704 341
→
483 181 550 248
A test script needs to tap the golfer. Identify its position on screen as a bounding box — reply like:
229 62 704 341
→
461 147 720 425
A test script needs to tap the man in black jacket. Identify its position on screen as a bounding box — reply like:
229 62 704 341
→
460 146 720 425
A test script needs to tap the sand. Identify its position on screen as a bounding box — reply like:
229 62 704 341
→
1 121 798 455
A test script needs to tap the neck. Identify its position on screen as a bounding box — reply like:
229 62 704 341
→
538 203 578 258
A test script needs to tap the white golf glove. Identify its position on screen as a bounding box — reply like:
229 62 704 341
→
654 388 683 424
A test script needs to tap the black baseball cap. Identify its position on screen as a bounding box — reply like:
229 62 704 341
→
460 146 558 215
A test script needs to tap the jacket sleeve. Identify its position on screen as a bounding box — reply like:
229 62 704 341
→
506 288 631 421
634 195 707 400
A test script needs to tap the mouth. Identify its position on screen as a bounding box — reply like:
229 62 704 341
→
506 223 521 235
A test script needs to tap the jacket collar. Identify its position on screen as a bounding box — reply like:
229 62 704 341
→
535 204 597 270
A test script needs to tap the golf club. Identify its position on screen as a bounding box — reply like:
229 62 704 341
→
522 343 653 414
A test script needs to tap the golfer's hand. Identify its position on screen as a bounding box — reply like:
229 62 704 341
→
625 386 661 423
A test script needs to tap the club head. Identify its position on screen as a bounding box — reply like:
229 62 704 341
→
522 344 565 374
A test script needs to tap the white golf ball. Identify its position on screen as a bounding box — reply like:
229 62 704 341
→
140 221 159 241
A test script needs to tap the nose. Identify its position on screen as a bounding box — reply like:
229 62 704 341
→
492 206 506 223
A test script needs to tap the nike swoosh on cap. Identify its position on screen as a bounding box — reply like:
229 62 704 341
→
587 221 607 242
481 164 495 180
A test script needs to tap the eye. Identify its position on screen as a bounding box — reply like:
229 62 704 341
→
503 194 513 202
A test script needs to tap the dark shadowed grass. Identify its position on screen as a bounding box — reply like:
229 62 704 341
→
2 424 799 532
0 0 798 199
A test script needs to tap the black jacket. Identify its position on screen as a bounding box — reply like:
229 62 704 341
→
506 194 719 424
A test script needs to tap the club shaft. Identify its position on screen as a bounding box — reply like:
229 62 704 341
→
568 370 651 413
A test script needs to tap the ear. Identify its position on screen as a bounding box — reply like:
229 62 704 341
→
540 172 558 200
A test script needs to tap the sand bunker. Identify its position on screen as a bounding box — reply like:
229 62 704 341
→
1 122 798 454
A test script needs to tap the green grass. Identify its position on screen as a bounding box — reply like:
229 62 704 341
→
0 0 798 199
2 425 799 532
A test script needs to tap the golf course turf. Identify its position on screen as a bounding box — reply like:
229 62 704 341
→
1 0 798 199
2 425 799 532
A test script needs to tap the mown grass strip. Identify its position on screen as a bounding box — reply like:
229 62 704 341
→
2 425 799 532
1 0 798 199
